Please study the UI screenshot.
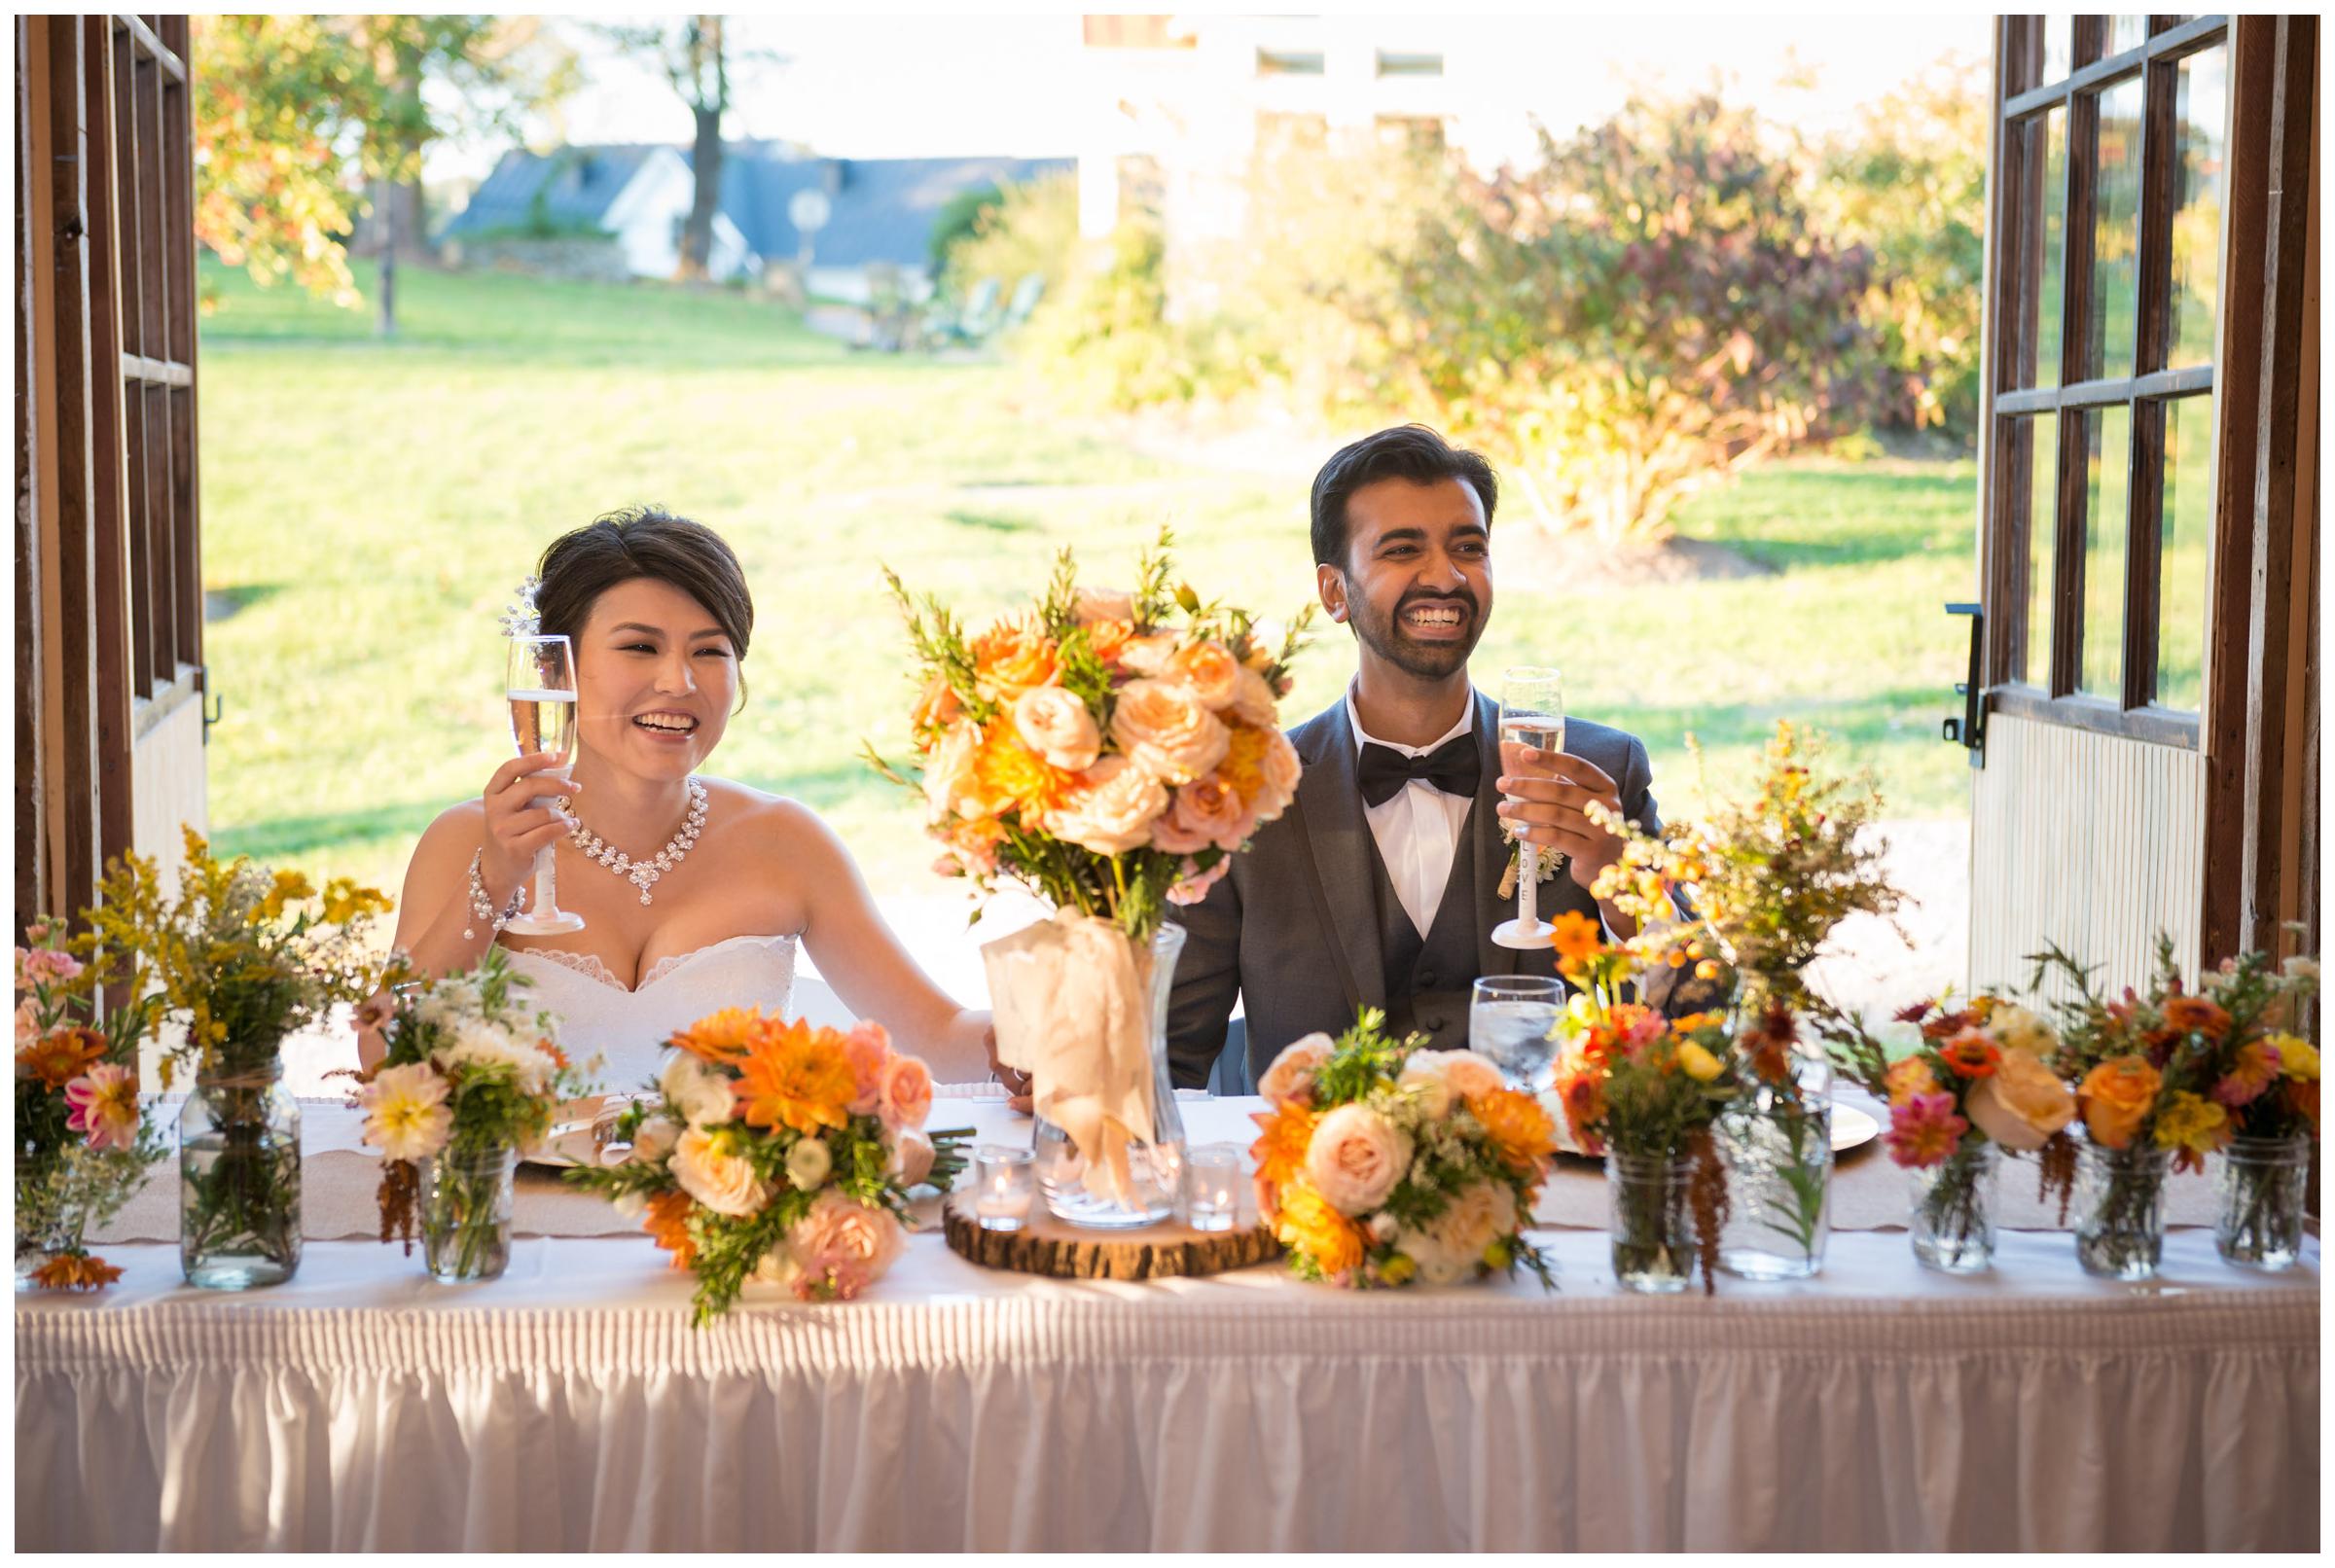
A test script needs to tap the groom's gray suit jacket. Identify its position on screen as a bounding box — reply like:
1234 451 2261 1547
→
1166 687 1662 1090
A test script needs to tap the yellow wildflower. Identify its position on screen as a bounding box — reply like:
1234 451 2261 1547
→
1675 1041 1724 1083
2151 1090 2231 1173
2271 1035 2319 1081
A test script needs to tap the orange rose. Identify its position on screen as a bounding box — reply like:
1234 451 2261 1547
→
1110 678 1231 785
1167 640 1240 708
970 613 1060 703
2079 1054 2163 1150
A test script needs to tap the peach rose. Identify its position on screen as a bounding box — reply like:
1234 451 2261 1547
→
1303 1102 1414 1216
1166 855 1233 907
911 674 962 735
1965 1046 2077 1151
669 1126 772 1218
843 1023 891 1116
921 718 995 824
1249 726 1303 820
1167 640 1240 708
878 1052 934 1131
1117 632 1181 676
1013 685 1103 772
1073 588 1134 626
1225 664 1278 728
1409 1049 1503 1102
788 1190 906 1301
1258 1032 1334 1108
888 1127 936 1187
2079 1054 2162 1150
970 612 1060 703
1111 678 1231 784
1150 773 1256 855
1047 755 1170 855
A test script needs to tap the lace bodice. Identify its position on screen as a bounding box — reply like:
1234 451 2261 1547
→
500 933 799 1095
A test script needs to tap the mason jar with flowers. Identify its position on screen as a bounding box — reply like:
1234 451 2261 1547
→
86 829 398 1290
871 533 1311 1229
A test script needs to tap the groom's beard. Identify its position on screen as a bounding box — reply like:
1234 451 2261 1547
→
1347 587 1484 681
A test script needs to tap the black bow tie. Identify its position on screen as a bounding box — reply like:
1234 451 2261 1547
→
1357 733 1481 807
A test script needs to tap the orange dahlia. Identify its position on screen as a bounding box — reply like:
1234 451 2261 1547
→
669 1007 767 1066
31 1252 122 1291
735 1018 856 1136
1274 1184 1365 1277
643 1190 699 1270
18 1026 106 1089
974 719 1069 823
1469 1087 1558 1176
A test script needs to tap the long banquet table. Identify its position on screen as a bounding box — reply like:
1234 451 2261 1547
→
15 1094 2320 1552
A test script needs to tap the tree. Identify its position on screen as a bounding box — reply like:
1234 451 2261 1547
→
599 17 747 282
1376 94 1886 545
193 16 572 333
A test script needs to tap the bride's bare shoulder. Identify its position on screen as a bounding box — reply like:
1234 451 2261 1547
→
700 777 848 856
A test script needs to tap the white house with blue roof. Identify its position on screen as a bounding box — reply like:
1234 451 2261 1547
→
441 142 1069 303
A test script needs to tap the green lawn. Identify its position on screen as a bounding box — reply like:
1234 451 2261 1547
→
198 259 1979 898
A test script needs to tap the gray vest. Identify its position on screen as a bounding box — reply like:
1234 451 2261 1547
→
1363 810 1482 1051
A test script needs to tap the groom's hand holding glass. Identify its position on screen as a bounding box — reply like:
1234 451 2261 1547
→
1496 745 1630 905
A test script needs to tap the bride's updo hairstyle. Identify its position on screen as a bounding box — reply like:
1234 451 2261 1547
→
535 503 755 668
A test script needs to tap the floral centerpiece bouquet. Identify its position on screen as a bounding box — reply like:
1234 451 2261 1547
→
872 532 1310 1228
1544 913 1742 1292
86 829 397 1289
354 948 593 1283
2030 932 2318 1276
1584 721 1903 1280
1820 991 2076 1272
567 1006 970 1324
1249 1009 1555 1288
13 922 168 1290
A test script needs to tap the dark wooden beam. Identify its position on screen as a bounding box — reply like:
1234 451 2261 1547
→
16 17 47 928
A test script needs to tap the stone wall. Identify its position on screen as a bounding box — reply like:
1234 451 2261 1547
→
446 234 631 285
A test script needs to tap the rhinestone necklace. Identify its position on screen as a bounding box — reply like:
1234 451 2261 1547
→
556 777 709 907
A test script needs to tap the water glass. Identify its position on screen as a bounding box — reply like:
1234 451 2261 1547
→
1470 975 1563 1091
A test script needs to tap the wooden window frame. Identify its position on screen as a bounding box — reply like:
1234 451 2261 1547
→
1981 14 2231 748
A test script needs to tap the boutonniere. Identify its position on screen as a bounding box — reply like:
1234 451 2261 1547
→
1495 822 1567 900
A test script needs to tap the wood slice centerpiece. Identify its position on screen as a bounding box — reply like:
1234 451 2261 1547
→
941 1189 1281 1279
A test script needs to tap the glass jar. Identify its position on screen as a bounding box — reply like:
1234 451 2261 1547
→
2213 1135 2311 1270
14 1217 86 1293
1717 1049 1832 1280
1606 1151 1698 1294
179 1059 303 1290
2074 1138 2172 1280
1908 1140 1999 1273
420 1142 518 1283
1026 922 1189 1230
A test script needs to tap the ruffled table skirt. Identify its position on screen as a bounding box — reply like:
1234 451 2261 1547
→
16 1229 2317 1551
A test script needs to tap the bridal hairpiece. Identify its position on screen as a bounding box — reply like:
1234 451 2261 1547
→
499 575 542 639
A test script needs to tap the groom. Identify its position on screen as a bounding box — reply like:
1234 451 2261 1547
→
1165 424 1667 1091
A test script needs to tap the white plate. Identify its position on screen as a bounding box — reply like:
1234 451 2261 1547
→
1830 1101 1881 1154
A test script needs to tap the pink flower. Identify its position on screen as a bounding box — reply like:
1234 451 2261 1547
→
1047 755 1170 856
1258 1032 1334 1108
1150 774 1256 855
888 1127 936 1187
2212 1039 2282 1108
878 1052 933 1131
843 1022 892 1116
1165 855 1233 907
16 945 83 986
1886 1091 1968 1169
63 1063 140 1152
1303 1102 1414 1216
788 1190 907 1301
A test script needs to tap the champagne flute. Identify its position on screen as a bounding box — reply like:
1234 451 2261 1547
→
501 633 585 937
1491 664 1565 950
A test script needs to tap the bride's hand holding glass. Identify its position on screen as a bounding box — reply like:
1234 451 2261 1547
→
476 748 579 908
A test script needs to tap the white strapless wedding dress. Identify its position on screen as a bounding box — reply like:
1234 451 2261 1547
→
500 934 800 1094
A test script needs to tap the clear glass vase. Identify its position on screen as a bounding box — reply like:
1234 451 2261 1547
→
2214 1135 2310 1270
1908 1140 1999 1272
14 1215 86 1293
1717 1049 1832 1280
1026 922 1189 1229
421 1142 518 1283
179 1060 302 1290
1606 1151 1698 1293
2074 1138 2172 1280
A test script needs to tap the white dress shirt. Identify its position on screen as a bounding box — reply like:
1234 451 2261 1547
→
1346 688 1476 939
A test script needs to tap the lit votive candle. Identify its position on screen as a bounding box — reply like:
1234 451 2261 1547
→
1186 1144 1242 1232
973 1145 1035 1232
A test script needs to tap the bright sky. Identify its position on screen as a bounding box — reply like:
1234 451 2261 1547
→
427 13 1990 183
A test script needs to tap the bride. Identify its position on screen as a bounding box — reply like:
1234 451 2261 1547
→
376 505 1011 1095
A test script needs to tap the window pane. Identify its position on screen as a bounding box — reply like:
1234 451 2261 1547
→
2080 407 2133 698
2044 14 2075 83
2087 77 2145 380
2018 412 2062 684
2107 16 2149 55
2019 106 2069 390
2169 46 2227 369
2158 395 2213 710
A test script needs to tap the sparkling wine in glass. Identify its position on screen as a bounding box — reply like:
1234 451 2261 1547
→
502 633 585 937
1492 665 1566 950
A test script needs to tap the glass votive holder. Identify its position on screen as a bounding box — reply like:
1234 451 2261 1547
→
1186 1144 1242 1232
973 1145 1035 1232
